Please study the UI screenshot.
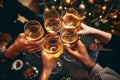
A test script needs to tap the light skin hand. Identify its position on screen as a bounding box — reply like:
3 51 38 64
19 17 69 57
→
5 33 44 59
39 45 63 80
78 23 112 44
66 40 96 71
78 23 96 35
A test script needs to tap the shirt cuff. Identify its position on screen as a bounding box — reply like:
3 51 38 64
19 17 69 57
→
89 64 103 78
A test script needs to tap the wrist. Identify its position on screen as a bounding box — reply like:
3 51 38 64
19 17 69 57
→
39 68 52 80
83 59 96 72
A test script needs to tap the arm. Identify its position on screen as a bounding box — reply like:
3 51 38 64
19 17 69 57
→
79 23 112 44
0 33 44 79
13 0 43 23
79 23 120 52
4 33 44 59
89 64 120 80
39 45 63 80
66 40 120 80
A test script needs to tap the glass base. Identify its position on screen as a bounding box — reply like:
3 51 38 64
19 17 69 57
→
63 50 76 62
51 59 63 74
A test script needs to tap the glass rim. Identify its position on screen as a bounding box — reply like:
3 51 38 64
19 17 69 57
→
43 9 60 20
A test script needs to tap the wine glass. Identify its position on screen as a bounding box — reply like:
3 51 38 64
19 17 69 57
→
60 27 79 62
43 9 62 33
24 20 45 57
62 8 81 30
24 20 44 40
43 33 63 74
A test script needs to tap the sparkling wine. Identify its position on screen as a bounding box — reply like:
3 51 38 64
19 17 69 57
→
63 13 81 30
43 34 62 54
44 18 62 33
61 28 78 48
25 24 44 40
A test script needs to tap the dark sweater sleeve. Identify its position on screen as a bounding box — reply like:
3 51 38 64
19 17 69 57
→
13 0 44 25
103 34 120 53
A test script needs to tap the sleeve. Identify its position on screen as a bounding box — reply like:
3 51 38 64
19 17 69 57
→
13 0 44 25
89 64 120 80
103 34 120 53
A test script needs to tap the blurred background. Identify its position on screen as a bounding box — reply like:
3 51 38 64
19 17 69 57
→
1 0 120 45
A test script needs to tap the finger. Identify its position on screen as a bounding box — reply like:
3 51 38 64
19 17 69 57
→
77 40 85 48
18 33 26 38
81 23 88 28
27 38 45 46
66 47 75 55
55 48 63 58
78 30 86 35
27 47 42 53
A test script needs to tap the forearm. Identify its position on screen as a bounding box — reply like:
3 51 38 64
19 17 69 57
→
81 58 96 72
91 28 112 44
4 44 20 59
39 68 52 80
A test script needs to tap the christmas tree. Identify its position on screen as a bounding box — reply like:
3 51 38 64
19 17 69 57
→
37 0 120 35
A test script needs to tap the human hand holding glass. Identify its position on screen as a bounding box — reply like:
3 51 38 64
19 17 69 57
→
24 20 44 41
66 40 96 71
24 20 45 57
60 27 79 62
42 33 63 74
43 9 62 33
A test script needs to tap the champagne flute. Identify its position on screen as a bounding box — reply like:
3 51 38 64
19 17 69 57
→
62 8 81 30
43 33 63 74
43 9 62 33
60 27 79 62
24 20 44 57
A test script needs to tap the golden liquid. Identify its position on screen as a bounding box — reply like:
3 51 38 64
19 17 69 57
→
43 37 62 54
61 28 78 48
63 13 81 30
25 25 44 40
44 18 62 33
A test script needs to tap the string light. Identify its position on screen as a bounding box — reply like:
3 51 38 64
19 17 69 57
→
54 0 57 2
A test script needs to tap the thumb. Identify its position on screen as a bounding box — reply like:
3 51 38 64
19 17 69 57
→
66 47 75 56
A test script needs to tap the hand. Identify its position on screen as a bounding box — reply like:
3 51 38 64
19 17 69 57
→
66 40 96 71
41 46 63 70
78 23 96 35
39 46 63 80
5 33 44 58
79 23 112 44
13 33 44 53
